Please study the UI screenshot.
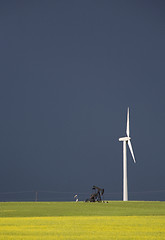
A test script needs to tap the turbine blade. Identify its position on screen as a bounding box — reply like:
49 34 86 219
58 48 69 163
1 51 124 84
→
128 140 136 163
126 107 130 137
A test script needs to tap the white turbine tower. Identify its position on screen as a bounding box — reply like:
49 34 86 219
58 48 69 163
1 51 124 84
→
119 107 136 201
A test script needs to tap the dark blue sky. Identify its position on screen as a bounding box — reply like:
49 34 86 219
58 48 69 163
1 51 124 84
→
0 0 165 201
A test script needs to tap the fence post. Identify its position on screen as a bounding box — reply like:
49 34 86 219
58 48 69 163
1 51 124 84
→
35 191 38 202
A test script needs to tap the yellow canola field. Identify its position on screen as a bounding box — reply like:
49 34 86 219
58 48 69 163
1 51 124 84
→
0 216 165 240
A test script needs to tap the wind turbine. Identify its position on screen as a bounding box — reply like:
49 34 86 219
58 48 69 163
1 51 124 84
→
119 107 136 201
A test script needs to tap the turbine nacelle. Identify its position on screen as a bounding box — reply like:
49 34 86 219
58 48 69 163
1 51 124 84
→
119 136 131 142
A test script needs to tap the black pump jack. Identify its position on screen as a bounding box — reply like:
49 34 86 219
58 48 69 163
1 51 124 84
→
85 185 104 202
